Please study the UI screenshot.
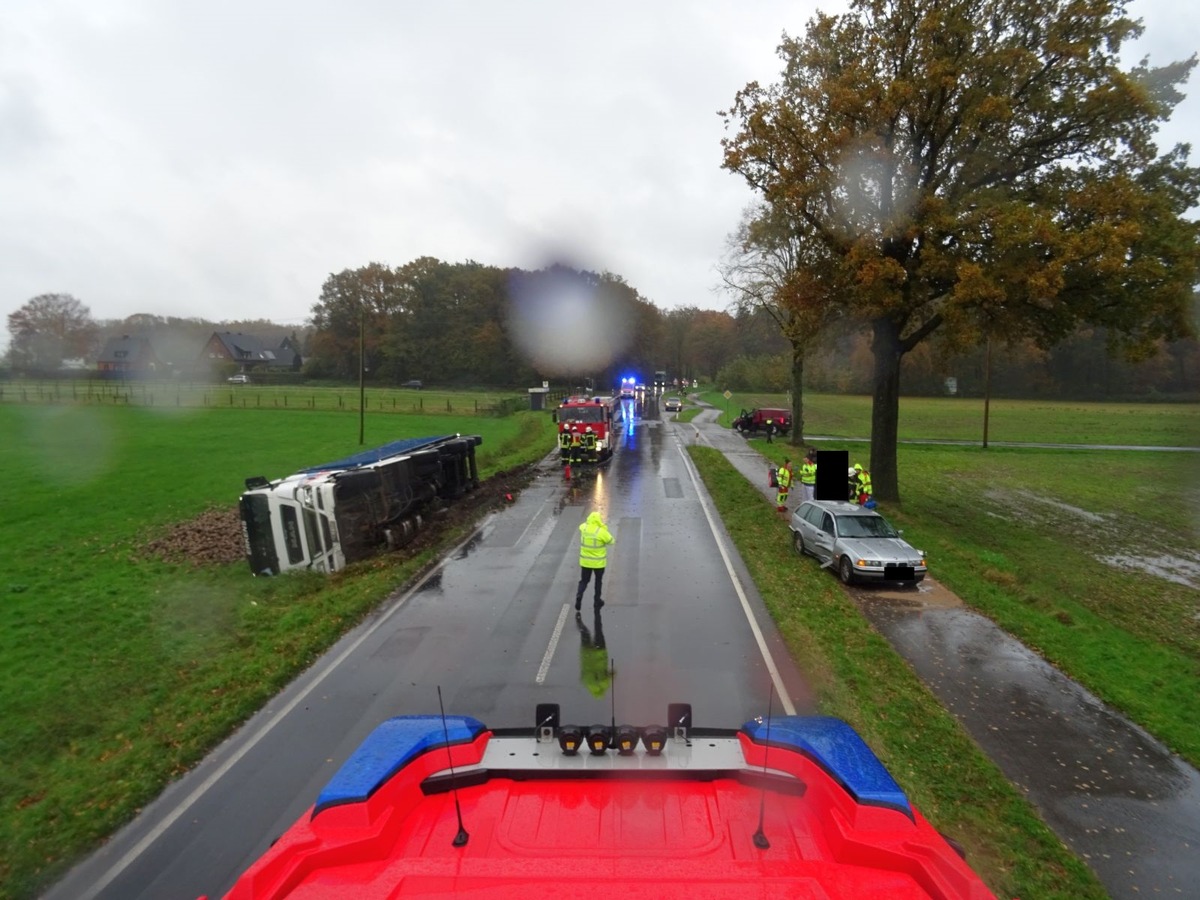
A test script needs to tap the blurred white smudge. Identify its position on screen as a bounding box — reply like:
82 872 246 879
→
507 264 632 375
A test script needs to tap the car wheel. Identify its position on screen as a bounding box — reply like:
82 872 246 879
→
792 531 805 556
735 423 745 433
838 556 855 585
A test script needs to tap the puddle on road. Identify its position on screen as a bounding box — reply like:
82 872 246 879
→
853 577 962 609
858 601 1200 898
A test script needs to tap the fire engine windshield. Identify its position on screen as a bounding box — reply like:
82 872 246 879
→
561 406 606 423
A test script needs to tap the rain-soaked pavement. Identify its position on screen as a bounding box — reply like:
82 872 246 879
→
44 397 810 900
689 405 1200 899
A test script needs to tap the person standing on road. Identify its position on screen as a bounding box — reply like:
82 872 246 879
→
799 449 817 503
776 458 794 511
576 510 614 611
569 426 584 465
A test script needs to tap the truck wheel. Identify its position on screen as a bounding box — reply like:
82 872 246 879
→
838 556 856 585
792 531 806 556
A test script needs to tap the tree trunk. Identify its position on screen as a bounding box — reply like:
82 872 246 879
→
869 317 903 503
790 339 805 446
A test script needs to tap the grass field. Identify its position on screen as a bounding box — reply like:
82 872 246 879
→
689 447 1107 899
2 392 1196 897
0 378 529 417
703 390 1200 447
0 403 553 898
751 439 1200 767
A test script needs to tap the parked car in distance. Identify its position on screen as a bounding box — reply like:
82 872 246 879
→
400 380 423 390
664 396 683 412
732 407 791 435
789 499 926 586
227 374 250 384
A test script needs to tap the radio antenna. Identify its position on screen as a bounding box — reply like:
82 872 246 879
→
752 685 774 850
609 655 616 746
437 685 470 847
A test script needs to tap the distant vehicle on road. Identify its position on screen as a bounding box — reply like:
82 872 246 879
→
789 499 927 586
400 379 423 390
664 396 683 412
227 374 250 384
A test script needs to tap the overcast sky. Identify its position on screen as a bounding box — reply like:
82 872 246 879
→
2 0 1196 347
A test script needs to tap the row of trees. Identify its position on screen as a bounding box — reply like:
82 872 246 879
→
6 273 1194 401
719 0 1200 500
719 322 1200 400
305 257 786 387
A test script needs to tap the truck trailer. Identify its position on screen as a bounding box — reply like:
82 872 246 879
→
239 434 482 576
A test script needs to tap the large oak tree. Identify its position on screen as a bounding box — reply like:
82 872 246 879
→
722 0 1200 500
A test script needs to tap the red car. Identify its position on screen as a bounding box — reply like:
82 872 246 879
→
732 407 792 435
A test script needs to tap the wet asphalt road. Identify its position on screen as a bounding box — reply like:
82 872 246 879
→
43 399 810 900
689 405 1200 899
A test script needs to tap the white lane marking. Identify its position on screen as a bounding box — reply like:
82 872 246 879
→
676 440 797 716
75 531 479 900
536 603 572 684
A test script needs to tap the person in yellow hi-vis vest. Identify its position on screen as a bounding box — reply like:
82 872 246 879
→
575 510 614 612
853 463 873 506
799 449 817 502
776 458 794 511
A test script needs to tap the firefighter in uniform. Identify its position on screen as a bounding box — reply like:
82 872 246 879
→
776 458 793 511
558 427 572 459
583 426 597 462
799 450 817 502
569 426 584 466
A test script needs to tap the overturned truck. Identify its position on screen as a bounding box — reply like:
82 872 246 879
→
239 434 482 575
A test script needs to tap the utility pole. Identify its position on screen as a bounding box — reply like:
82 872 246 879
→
355 303 364 444
982 333 992 449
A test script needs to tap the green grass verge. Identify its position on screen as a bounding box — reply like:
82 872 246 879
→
0 404 554 898
689 446 1107 899
750 439 1200 768
702 391 1200 446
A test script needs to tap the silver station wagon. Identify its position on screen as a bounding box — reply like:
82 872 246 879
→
789 499 927 586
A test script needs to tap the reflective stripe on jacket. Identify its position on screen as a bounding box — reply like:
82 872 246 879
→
800 461 817 484
776 466 793 489
579 512 613 568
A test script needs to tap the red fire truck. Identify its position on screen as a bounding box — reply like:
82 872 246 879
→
555 394 623 463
